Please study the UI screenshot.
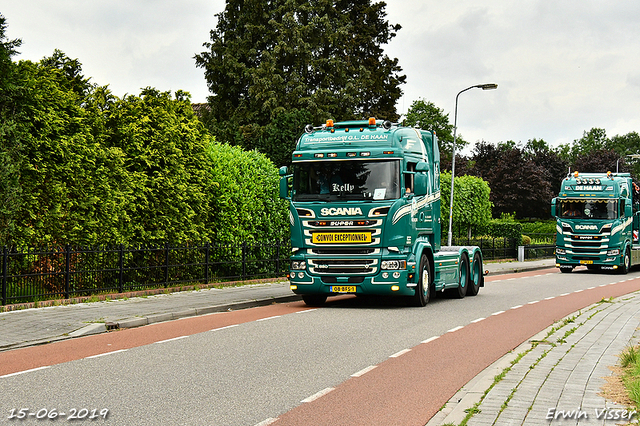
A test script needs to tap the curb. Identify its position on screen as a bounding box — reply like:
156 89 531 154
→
110 294 302 330
0 294 302 352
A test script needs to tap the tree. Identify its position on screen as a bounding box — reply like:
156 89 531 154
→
524 138 568 195
572 149 630 175
440 172 492 240
195 0 405 165
469 141 554 219
404 99 467 159
99 88 213 244
0 13 23 245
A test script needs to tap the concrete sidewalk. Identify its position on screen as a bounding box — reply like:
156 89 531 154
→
0 258 556 352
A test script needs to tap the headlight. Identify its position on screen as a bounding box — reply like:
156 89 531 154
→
381 260 407 270
556 248 566 255
607 249 620 256
291 261 306 270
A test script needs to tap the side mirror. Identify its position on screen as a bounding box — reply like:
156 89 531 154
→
414 173 428 196
279 166 288 176
279 176 290 199
551 198 557 218
626 203 633 218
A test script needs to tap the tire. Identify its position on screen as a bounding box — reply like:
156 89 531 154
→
302 294 327 306
468 251 482 296
619 248 631 275
559 266 573 273
451 253 469 299
411 254 432 307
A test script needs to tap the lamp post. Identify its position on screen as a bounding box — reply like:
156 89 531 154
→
447 83 498 247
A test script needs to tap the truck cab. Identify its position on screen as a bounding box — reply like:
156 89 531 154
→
279 118 484 306
552 171 640 273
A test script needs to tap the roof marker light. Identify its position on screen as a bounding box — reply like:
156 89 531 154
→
326 119 334 128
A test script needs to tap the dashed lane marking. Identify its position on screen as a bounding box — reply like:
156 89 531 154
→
211 324 239 332
257 316 281 322
389 349 411 358
301 387 334 403
155 336 189 344
351 366 377 377
1 366 50 379
85 349 128 359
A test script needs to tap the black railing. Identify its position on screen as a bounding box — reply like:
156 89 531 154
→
1 241 290 305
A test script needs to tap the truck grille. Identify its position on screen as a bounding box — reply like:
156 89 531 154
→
308 258 378 275
566 234 607 256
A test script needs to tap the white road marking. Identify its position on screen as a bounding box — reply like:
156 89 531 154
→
389 349 411 358
1 366 50 379
155 336 189 344
257 316 281 322
86 349 127 359
296 309 317 314
470 318 485 323
510 305 523 310
254 418 278 426
491 311 505 316
351 365 377 377
211 324 239 332
422 336 440 344
301 387 334 403
447 326 464 333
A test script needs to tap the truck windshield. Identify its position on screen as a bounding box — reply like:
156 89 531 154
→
292 160 401 201
560 199 618 219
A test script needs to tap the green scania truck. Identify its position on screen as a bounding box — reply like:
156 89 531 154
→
552 171 640 273
278 118 485 306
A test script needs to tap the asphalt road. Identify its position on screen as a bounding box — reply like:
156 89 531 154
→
1 266 639 425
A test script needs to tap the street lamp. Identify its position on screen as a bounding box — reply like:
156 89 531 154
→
447 83 498 247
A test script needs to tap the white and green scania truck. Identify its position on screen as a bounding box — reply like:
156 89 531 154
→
278 118 485 306
552 171 640 273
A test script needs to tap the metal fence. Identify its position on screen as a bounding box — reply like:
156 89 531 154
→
1 235 557 305
1 241 290 305
447 234 556 261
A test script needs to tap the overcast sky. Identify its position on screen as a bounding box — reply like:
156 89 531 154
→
3 1 640 153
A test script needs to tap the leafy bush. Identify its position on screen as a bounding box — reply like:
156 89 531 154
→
205 142 288 247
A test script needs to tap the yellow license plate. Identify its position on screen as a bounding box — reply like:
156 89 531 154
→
312 232 371 244
580 260 594 264
330 286 356 293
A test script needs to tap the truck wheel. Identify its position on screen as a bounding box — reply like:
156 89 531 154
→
411 254 432 307
302 294 327 306
468 251 482 296
559 266 573 273
619 248 631 275
451 253 469 299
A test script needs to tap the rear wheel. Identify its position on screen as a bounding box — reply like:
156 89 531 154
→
451 253 469 299
468 251 482 296
302 294 327 306
411 254 432 307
